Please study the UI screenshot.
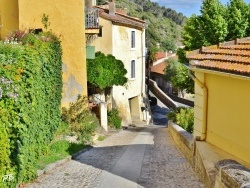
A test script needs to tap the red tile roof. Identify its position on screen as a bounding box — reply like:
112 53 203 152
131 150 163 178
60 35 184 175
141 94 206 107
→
97 7 145 30
151 61 168 75
187 37 250 76
155 52 167 60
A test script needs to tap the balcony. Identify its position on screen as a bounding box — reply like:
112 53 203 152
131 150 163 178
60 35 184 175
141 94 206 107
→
85 8 99 34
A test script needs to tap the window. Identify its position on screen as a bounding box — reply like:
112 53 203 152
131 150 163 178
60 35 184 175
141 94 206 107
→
131 30 135 48
98 26 103 37
131 60 135 78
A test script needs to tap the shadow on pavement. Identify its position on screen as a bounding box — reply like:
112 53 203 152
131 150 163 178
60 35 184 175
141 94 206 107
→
150 98 169 126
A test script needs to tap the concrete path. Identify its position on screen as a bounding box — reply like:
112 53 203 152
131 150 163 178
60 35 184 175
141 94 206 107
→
25 125 204 188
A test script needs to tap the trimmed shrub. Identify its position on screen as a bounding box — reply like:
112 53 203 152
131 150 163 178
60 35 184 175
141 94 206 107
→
167 107 194 133
108 109 122 129
61 95 99 143
0 31 62 187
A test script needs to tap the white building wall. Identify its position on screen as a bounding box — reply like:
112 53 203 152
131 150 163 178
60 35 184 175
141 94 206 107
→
111 25 146 126
91 17 146 126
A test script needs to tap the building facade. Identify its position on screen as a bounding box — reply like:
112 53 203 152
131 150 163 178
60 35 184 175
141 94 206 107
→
90 3 147 126
0 0 88 106
187 38 250 165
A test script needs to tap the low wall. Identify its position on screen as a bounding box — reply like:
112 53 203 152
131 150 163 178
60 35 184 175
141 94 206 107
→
167 94 194 107
149 79 178 109
168 121 250 188
168 121 194 165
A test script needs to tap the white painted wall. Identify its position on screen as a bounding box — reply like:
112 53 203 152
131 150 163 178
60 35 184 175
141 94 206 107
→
111 26 146 126
91 16 146 126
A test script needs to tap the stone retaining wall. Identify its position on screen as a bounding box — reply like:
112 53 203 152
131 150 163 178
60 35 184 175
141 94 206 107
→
149 79 178 109
168 121 250 188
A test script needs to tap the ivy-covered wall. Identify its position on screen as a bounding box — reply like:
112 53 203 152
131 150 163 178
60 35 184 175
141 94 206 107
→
0 31 62 187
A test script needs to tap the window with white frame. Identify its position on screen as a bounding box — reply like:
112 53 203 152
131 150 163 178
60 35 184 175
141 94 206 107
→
131 60 135 78
131 30 135 48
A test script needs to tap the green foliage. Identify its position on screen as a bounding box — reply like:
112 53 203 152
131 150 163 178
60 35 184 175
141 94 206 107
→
114 0 184 51
182 0 250 51
61 95 99 143
167 107 194 133
36 140 87 170
87 52 127 90
182 15 206 50
41 13 51 30
172 65 194 94
97 135 106 141
164 57 179 82
176 48 188 64
0 31 62 187
107 109 122 129
164 58 194 94
147 47 158 65
226 0 249 40
201 0 228 45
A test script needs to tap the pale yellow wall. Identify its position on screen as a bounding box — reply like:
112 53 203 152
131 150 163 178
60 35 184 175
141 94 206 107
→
193 72 206 138
205 73 250 165
91 17 113 54
113 26 145 99
0 0 19 39
112 26 145 124
16 0 87 106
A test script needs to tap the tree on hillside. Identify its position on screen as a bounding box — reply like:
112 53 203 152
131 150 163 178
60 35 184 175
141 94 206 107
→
226 0 249 40
182 15 205 51
182 0 228 51
182 0 250 51
201 0 228 45
87 52 127 92
164 58 194 95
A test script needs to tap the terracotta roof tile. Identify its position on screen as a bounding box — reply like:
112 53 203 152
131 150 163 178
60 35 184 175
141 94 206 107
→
97 7 145 29
155 52 167 60
151 61 168 75
187 37 250 76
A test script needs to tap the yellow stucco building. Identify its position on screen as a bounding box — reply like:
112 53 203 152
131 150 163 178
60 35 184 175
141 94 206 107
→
0 0 88 106
187 38 250 166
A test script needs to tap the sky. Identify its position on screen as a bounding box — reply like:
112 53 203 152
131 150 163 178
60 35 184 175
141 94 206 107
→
151 0 250 17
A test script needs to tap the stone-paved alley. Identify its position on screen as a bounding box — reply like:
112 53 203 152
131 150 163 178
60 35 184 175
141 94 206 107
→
25 125 205 188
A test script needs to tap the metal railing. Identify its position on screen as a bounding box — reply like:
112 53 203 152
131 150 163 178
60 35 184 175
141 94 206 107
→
85 8 99 29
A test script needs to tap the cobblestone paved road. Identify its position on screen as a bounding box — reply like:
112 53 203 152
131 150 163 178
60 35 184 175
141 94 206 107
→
25 125 205 188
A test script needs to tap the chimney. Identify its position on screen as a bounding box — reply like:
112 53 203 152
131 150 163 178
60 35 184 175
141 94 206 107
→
85 0 96 8
109 0 116 15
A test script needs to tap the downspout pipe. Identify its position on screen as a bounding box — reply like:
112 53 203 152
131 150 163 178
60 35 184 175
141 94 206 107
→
189 70 208 141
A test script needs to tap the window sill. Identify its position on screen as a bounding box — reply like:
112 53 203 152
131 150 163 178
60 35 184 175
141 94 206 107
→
129 78 136 81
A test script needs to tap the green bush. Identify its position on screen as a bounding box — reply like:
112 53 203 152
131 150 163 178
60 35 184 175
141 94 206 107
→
61 95 99 143
167 107 184 122
0 30 62 187
167 107 194 133
108 109 122 129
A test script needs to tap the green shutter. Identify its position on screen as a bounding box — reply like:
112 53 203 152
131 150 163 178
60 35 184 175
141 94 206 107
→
86 46 95 59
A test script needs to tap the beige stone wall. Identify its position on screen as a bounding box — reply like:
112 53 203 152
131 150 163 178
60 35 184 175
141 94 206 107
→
169 121 250 188
168 121 194 165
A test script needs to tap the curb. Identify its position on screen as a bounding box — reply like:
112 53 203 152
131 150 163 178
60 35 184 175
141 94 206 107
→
37 146 93 176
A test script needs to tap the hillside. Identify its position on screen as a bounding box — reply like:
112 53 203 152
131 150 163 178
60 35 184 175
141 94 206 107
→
97 0 186 52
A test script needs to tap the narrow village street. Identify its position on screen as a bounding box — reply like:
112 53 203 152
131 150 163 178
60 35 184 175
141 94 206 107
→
25 124 205 188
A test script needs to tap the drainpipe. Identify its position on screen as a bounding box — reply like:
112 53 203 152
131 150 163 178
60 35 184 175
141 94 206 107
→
189 70 208 141
141 28 145 95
